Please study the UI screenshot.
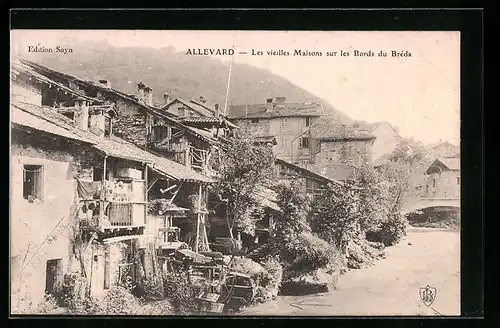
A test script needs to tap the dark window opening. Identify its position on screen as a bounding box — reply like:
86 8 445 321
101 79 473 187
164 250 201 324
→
93 167 104 182
23 165 43 202
251 118 260 124
152 125 171 143
299 137 310 149
45 259 63 296
432 179 436 188
305 117 311 127
456 177 460 185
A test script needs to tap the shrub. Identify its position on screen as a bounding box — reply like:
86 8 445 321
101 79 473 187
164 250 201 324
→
254 255 283 303
162 271 202 315
366 212 407 246
91 286 142 315
283 232 336 279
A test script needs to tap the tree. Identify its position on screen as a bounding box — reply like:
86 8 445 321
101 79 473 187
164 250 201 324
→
376 161 413 213
212 138 275 238
355 165 392 233
308 182 359 254
390 139 425 164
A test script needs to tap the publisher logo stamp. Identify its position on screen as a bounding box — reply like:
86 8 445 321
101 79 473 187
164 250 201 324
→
419 285 437 307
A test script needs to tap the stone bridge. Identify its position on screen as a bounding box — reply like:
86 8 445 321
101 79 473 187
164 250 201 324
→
401 197 460 214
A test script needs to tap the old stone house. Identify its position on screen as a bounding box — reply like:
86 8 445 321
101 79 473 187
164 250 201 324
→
228 97 323 164
423 157 460 199
10 58 214 312
18 59 221 248
309 122 376 182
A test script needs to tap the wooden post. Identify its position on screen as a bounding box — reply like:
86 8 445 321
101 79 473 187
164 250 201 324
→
99 156 108 231
195 183 202 253
104 245 110 289
269 215 274 237
143 164 148 226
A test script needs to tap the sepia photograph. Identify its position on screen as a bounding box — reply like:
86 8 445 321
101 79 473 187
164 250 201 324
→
10 29 461 317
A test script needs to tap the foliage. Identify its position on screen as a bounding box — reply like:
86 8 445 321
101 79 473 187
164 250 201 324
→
162 271 202 315
376 161 414 213
346 237 385 270
12 294 60 315
212 138 275 238
366 212 408 247
147 198 175 215
356 165 392 232
283 232 340 279
274 180 312 241
389 138 429 166
92 286 143 315
308 182 360 253
265 180 341 279
254 255 283 303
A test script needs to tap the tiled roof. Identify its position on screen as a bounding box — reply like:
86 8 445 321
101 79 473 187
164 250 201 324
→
11 101 213 183
163 98 215 117
275 158 362 189
253 136 278 145
11 103 95 144
12 58 102 104
311 117 376 141
228 102 323 119
436 157 460 171
179 116 239 128
18 59 216 146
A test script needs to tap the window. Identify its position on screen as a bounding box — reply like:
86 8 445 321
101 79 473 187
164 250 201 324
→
304 117 311 127
306 179 321 194
93 167 104 182
152 125 171 143
282 137 289 148
45 259 63 296
177 107 186 117
457 177 460 185
23 165 43 202
299 137 310 149
251 118 260 124
281 118 288 128
432 179 436 188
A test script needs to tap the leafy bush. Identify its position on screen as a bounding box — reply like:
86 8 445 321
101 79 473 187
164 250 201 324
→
162 271 202 315
283 232 336 279
366 212 407 246
309 182 360 253
346 238 385 269
254 255 283 303
91 286 142 315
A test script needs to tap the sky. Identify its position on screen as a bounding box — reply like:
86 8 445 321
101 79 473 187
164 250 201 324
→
11 30 460 145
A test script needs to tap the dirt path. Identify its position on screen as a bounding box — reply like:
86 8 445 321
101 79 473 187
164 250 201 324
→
239 227 460 316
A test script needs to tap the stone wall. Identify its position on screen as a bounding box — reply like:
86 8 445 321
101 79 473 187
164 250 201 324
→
113 113 148 148
314 140 373 169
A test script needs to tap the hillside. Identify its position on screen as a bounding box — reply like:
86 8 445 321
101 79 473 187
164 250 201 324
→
22 40 352 124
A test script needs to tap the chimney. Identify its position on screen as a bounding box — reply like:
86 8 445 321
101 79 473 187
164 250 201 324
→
89 108 106 137
136 82 146 104
214 104 220 117
163 92 170 106
275 96 286 104
74 99 89 131
266 98 274 112
98 79 111 88
144 86 153 107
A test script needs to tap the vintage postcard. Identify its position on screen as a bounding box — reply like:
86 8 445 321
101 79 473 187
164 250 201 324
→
10 29 460 316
